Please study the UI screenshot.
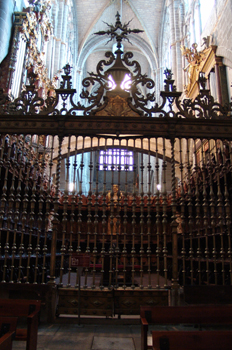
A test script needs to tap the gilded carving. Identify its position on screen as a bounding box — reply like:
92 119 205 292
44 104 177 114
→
181 43 207 96
122 299 136 307
95 95 140 117
69 299 78 306
20 1 55 96
181 43 220 100
92 300 104 307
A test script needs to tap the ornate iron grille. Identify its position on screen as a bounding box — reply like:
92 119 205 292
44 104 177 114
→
0 14 232 311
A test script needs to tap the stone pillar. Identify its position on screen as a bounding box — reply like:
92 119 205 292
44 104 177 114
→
169 0 177 81
49 1 59 79
215 56 230 106
179 2 185 90
195 0 202 44
215 57 223 104
174 0 182 91
60 1 69 69
53 0 65 74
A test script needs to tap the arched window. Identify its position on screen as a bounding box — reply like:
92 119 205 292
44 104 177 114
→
99 149 134 171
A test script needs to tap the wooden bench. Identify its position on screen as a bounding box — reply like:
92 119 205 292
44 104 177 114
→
0 332 15 350
152 330 232 350
0 299 41 350
0 317 18 350
141 304 232 350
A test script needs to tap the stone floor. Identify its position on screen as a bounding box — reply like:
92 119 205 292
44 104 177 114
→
12 323 142 350
12 318 228 350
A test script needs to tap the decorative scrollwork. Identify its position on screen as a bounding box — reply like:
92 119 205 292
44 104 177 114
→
13 72 44 115
176 90 230 119
69 52 115 116
14 88 44 115
1 11 232 121
175 74 231 120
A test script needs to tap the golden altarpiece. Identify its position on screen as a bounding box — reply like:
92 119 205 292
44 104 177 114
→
1 10 232 321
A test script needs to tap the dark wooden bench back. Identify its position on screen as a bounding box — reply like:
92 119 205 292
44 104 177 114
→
0 332 15 350
152 330 232 350
0 317 17 337
140 304 232 325
141 304 232 350
0 317 18 350
0 299 41 318
0 299 41 350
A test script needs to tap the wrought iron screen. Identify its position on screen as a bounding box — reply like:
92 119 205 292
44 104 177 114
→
1 13 232 291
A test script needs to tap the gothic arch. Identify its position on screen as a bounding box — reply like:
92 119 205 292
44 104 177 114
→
77 34 158 77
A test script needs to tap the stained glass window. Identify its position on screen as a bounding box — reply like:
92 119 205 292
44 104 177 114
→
99 149 133 171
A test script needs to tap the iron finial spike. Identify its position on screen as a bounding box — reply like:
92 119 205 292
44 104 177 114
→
116 11 121 24
94 12 144 45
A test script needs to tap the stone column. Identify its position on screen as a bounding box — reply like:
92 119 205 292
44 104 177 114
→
169 0 177 81
195 0 202 44
215 56 229 106
174 0 182 91
53 0 65 75
215 57 223 104
60 1 69 69
179 1 185 90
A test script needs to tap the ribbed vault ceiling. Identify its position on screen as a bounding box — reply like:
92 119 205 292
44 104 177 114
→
73 0 165 75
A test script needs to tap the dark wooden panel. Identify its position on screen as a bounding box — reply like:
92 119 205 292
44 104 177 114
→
184 285 232 305
0 283 56 323
152 330 232 350
57 288 169 317
114 289 169 315
57 289 113 316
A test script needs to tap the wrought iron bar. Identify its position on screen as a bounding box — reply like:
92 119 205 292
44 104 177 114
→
75 137 84 288
122 138 129 289
201 140 210 285
84 137 93 288
222 141 231 285
162 138 168 287
26 136 40 284
228 142 232 284
171 138 178 295
187 138 194 285
215 140 225 285
92 137 100 289
109 139 115 288
147 138 152 289
67 136 77 287
114 139 122 289
9 136 19 283
17 136 34 283
100 138 107 289
194 139 202 285
209 140 217 285
179 138 186 286
49 136 62 284
2 135 13 283
139 138 144 289
0 135 5 262
155 138 161 288
16 136 27 283
59 136 70 286
34 136 47 284
131 138 137 289
42 136 54 284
